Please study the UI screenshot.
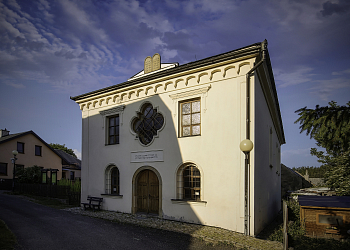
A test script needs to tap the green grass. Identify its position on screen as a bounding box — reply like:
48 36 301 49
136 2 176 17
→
27 195 74 209
10 192 77 209
0 219 17 250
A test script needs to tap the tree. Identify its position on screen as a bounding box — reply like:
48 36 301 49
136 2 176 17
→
295 101 350 155
49 143 77 158
295 101 350 195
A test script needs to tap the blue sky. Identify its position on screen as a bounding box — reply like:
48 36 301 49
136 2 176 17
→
1 0 349 167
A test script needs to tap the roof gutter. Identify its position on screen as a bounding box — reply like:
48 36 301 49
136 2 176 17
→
244 39 267 236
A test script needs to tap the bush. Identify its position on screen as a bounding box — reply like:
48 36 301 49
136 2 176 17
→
268 199 305 243
16 165 41 183
58 179 81 193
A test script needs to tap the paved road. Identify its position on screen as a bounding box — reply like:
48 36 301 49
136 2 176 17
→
0 192 235 250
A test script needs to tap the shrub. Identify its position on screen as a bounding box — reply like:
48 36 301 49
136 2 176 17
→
58 179 81 193
16 165 42 183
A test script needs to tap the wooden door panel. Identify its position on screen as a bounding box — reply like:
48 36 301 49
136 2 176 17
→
136 170 159 214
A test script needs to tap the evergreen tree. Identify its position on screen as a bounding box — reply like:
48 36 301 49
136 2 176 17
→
49 143 77 158
295 101 350 195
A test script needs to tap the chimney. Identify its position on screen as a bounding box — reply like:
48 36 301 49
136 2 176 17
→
0 128 10 138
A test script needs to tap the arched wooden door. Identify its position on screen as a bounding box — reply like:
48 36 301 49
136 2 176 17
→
136 170 159 214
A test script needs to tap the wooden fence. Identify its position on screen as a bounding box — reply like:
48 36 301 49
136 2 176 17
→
15 183 81 205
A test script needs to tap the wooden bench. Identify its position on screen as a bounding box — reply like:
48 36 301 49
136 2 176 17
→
81 196 103 211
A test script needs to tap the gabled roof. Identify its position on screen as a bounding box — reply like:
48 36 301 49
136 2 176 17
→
0 130 63 160
70 42 263 101
70 40 285 144
54 149 81 169
299 195 350 209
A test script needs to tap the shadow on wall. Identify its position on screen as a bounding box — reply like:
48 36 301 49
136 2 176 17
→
82 93 206 242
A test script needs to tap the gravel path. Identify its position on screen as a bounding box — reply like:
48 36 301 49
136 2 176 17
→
63 207 283 250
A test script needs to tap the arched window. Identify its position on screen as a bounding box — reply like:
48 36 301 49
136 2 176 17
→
177 164 201 201
131 103 164 145
105 166 119 195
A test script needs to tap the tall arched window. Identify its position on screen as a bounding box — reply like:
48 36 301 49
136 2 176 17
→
177 164 201 201
105 166 120 195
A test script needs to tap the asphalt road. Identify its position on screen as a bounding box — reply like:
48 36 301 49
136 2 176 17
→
0 192 235 250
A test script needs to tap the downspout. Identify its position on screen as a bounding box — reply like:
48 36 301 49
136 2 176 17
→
244 39 267 236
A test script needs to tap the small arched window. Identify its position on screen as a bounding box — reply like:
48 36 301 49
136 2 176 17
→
177 164 201 201
131 103 164 145
105 166 119 195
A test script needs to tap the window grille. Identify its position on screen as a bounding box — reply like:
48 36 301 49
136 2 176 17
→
105 166 119 195
177 164 201 201
132 103 164 145
180 99 200 137
108 115 119 145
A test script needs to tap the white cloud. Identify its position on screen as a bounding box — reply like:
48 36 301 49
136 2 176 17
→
6 82 25 89
275 67 315 88
332 68 350 75
310 78 350 101
73 149 81 160
282 148 311 159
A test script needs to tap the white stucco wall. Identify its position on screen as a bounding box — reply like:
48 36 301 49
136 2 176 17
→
77 55 282 235
252 73 282 235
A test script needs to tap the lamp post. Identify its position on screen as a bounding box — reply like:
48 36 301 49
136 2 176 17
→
240 139 253 236
11 150 18 192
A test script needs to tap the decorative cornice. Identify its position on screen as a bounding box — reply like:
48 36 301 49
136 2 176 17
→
99 105 125 116
169 85 211 100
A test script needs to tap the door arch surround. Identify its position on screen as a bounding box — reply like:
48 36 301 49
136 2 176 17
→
132 166 162 216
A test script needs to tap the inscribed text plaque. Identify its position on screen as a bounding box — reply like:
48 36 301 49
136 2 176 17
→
131 150 164 162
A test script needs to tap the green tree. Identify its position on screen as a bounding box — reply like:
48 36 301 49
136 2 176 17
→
295 101 350 195
295 101 350 154
16 165 42 183
49 143 77 158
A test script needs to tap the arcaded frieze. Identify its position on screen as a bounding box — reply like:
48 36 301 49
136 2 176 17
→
79 60 253 111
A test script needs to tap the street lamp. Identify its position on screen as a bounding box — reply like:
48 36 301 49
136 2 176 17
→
240 139 253 236
11 150 18 192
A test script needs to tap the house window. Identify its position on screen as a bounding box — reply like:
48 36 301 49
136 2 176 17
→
41 171 47 184
35 145 42 156
177 164 201 201
108 115 119 145
131 103 164 145
0 163 7 176
70 171 75 180
111 168 119 194
17 142 24 153
51 172 57 184
180 99 201 137
318 214 343 226
105 165 120 195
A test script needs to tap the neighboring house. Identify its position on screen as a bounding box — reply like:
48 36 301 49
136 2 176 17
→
281 164 312 198
299 195 350 239
0 129 63 188
71 40 285 236
308 178 325 186
303 171 325 187
54 149 81 180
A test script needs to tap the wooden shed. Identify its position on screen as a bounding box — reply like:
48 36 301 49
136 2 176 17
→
299 195 350 239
